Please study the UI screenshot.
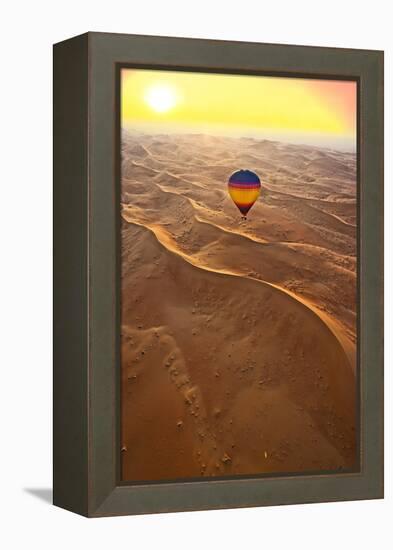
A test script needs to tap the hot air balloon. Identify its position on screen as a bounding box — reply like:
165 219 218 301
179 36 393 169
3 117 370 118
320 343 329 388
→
228 169 261 220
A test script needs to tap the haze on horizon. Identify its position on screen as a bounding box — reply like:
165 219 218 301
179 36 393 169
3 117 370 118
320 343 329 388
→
121 69 357 152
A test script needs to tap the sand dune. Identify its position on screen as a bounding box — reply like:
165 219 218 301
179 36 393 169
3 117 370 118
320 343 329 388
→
121 132 357 481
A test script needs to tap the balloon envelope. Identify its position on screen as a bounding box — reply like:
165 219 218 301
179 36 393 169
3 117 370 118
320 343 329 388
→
228 169 261 217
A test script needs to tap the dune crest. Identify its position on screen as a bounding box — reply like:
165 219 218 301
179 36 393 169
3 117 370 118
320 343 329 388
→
121 132 357 481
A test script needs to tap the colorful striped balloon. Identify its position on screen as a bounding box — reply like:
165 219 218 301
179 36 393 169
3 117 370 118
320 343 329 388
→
228 169 261 218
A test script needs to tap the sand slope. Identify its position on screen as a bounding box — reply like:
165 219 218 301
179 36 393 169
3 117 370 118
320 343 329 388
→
121 132 357 481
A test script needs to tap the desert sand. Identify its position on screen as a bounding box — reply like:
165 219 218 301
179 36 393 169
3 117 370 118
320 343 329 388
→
120 131 357 482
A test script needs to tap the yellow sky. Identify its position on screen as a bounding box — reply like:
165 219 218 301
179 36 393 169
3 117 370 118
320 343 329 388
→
121 69 356 149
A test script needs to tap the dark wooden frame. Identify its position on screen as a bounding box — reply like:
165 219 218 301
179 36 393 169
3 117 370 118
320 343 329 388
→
53 32 384 517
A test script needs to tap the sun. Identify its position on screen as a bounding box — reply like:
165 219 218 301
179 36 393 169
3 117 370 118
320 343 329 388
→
144 84 178 113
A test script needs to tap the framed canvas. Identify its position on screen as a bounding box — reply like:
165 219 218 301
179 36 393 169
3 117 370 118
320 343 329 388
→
53 32 384 517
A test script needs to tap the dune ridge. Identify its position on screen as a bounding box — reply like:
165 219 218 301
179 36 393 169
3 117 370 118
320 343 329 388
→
124 216 354 370
121 131 357 481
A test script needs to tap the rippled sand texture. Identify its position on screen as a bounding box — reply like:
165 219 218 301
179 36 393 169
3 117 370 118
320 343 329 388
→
120 131 357 481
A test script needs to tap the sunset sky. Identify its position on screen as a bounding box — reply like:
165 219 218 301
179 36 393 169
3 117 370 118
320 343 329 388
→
121 69 357 151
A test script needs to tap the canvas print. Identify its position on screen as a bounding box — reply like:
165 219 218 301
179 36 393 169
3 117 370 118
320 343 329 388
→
120 68 358 482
